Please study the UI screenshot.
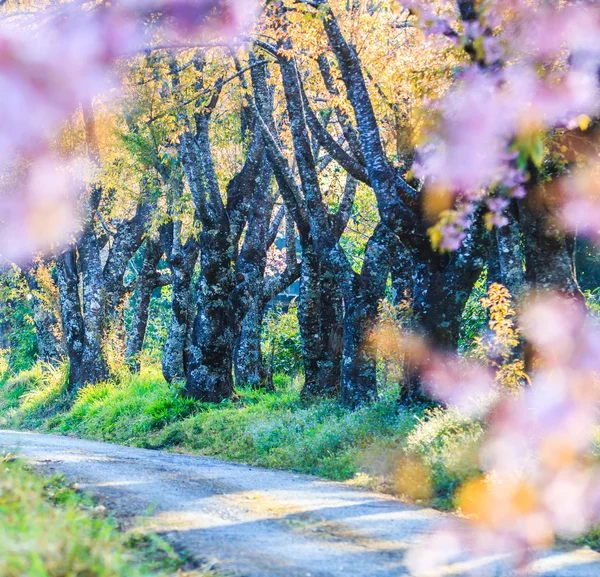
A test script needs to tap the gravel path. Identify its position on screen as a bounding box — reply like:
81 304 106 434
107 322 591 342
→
1 429 599 577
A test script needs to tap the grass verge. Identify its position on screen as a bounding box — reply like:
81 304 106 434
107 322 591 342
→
3 363 600 552
0 364 485 509
0 453 216 577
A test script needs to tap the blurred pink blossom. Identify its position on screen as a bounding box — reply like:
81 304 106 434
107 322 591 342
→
408 296 600 574
0 155 91 262
419 64 599 196
561 166 600 241
265 245 287 277
0 0 256 263
412 1 600 250
422 353 494 416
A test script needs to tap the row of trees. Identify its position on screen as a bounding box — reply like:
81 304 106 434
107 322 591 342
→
0 0 587 407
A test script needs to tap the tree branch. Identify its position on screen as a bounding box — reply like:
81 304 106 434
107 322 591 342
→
299 80 370 185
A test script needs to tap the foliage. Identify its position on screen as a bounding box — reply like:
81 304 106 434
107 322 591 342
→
0 361 71 429
405 407 485 509
477 283 529 391
374 298 419 387
577 239 600 292
41 368 196 441
0 269 38 373
585 288 600 322
460 279 529 391
458 271 488 354
124 283 172 365
262 302 303 377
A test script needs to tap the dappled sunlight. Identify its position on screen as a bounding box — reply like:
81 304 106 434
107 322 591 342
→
93 479 151 488
4 428 600 577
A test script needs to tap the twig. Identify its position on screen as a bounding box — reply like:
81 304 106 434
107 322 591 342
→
95 210 117 236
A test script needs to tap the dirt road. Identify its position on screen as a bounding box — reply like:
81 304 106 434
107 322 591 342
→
1 429 599 577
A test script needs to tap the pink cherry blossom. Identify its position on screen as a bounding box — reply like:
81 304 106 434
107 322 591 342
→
265 245 287 277
408 295 600 574
422 353 494 416
411 1 600 250
0 0 256 263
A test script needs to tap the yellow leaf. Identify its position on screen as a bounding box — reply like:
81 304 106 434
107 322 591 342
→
427 225 442 250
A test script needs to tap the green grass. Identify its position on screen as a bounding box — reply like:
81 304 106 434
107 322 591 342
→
0 364 485 508
3 362 600 553
0 455 214 577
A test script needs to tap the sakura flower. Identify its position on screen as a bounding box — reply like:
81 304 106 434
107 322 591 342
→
409 295 600 575
0 0 256 261
265 245 287 277
0 155 89 263
422 354 494 416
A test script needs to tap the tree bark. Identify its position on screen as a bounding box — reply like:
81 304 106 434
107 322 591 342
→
77 188 110 385
234 298 269 389
340 224 393 407
317 6 491 402
171 51 276 402
125 238 166 372
496 206 526 298
55 104 154 388
236 207 301 389
161 221 199 384
185 223 238 401
262 33 388 404
55 248 85 390
101 196 154 362
517 192 582 298
298 248 344 398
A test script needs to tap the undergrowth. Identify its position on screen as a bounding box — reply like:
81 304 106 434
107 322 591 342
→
0 364 485 508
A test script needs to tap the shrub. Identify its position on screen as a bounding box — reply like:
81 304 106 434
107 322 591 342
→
0 361 71 429
52 368 197 444
406 407 485 507
263 302 303 377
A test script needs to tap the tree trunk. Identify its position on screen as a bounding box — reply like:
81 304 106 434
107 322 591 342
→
162 271 195 383
161 225 199 384
518 194 582 298
298 247 343 398
390 237 414 306
486 230 502 288
234 298 270 389
494 206 525 299
172 52 267 402
232 157 276 390
184 228 237 402
399 218 490 403
56 248 86 390
340 225 393 407
125 238 164 372
101 197 154 366
341 301 379 407
235 206 300 390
